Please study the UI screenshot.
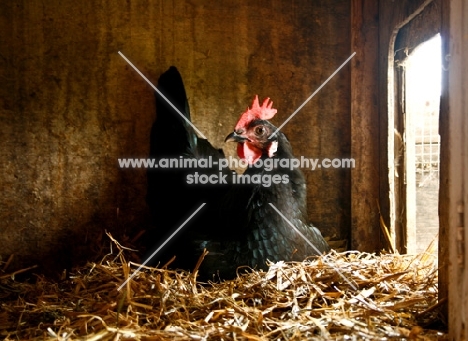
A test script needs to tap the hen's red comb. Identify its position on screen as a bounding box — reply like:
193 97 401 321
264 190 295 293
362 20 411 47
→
235 95 277 130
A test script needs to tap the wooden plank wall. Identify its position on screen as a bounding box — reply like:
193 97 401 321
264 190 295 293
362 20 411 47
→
444 0 468 338
0 0 351 274
350 1 380 251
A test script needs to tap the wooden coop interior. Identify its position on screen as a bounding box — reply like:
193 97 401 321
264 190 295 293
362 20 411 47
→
0 0 467 339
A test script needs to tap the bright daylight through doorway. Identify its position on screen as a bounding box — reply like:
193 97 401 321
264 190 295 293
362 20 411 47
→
404 33 441 257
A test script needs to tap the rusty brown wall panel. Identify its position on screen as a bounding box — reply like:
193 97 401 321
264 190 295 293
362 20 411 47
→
0 0 351 273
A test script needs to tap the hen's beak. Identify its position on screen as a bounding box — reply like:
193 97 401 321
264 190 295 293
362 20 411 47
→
225 131 247 143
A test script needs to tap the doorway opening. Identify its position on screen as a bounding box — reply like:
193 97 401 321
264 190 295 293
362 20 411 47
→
398 34 442 256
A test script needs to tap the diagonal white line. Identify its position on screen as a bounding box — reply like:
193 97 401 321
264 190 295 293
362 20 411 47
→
269 52 356 139
118 51 207 139
117 203 206 291
268 203 358 290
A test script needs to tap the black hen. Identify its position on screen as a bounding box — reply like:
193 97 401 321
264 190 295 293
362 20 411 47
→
146 66 330 279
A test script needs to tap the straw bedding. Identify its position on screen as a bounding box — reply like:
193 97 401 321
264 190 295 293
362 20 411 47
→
0 235 446 340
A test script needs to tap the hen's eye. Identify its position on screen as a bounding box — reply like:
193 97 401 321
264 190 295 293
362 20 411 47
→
254 126 265 136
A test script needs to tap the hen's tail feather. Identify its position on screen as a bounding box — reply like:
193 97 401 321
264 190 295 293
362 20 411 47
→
150 66 197 157
145 66 231 272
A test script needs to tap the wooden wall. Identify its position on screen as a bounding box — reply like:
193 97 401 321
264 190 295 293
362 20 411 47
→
0 1 351 273
350 1 380 252
443 0 467 338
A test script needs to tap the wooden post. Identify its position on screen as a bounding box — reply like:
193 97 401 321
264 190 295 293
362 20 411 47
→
444 0 468 338
438 0 450 325
350 0 381 252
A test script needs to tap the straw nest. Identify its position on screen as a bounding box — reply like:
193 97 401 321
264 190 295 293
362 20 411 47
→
0 234 446 340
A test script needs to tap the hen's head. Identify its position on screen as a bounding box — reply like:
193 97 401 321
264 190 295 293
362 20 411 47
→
225 95 279 164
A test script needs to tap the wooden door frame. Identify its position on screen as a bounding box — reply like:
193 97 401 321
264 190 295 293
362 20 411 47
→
352 0 468 336
440 0 467 338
